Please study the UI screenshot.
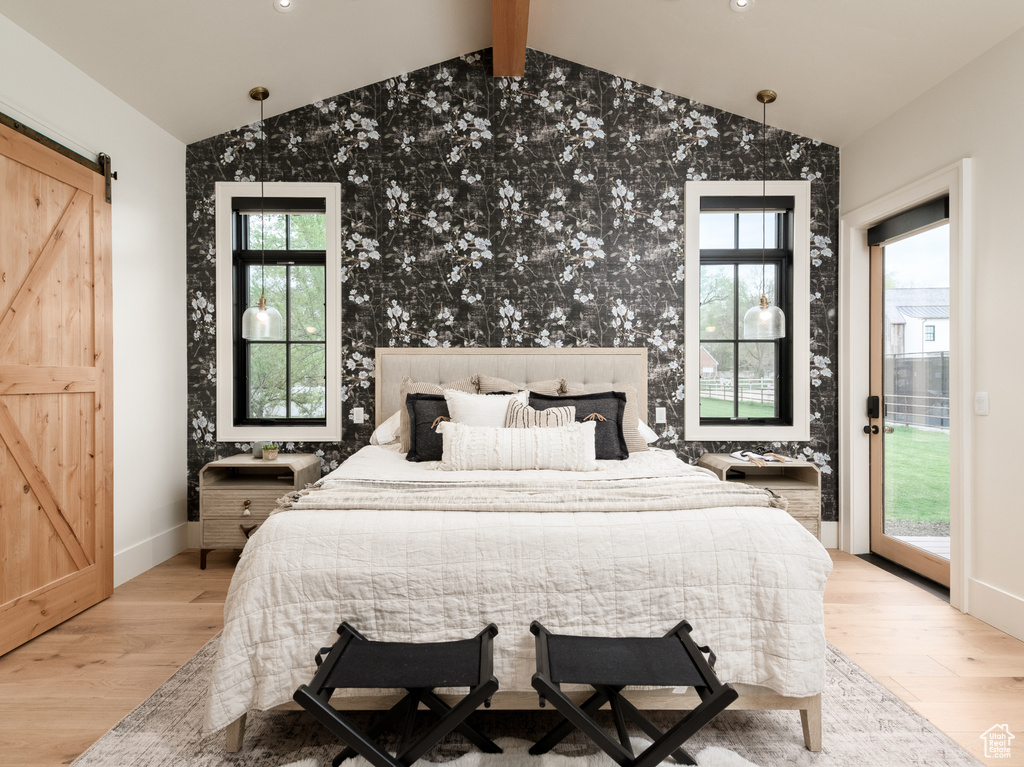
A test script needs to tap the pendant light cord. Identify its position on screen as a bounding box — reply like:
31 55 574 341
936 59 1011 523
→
260 97 267 303
761 97 767 304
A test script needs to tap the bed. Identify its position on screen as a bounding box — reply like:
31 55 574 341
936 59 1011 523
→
207 348 833 752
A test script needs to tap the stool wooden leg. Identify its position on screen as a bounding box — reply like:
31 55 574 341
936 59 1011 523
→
529 689 609 755
800 693 822 752
421 691 502 753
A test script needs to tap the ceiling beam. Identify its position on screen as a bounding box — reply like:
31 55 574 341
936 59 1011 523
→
492 0 530 77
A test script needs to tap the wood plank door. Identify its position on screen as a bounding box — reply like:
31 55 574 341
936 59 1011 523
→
0 120 113 655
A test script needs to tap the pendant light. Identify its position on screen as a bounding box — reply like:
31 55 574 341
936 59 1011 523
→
241 86 284 341
743 89 786 340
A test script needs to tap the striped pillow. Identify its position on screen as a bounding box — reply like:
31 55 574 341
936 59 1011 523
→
477 374 564 396
505 398 576 428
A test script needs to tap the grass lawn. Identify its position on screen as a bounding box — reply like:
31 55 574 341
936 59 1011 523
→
884 425 950 523
699 398 776 418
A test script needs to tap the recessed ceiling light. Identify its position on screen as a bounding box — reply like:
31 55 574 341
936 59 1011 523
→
274 0 294 12
730 0 753 11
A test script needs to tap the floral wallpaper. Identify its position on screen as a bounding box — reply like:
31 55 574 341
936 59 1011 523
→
186 49 839 523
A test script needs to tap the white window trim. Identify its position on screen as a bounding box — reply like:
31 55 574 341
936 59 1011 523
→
683 180 811 441
214 181 342 442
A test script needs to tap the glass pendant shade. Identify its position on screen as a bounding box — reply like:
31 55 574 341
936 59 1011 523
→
241 295 284 340
743 295 786 339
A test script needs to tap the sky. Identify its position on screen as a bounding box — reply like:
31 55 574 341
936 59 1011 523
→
884 224 950 289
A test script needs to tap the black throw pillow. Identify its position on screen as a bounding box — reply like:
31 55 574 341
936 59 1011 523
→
528 391 628 460
405 393 450 462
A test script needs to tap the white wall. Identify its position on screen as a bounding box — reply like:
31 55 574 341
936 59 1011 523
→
0 14 188 586
842 27 1024 638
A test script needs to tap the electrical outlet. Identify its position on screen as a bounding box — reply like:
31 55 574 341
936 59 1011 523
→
352 407 365 424
655 407 667 424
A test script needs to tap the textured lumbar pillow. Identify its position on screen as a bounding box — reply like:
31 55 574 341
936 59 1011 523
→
504 398 575 428
444 389 528 428
436 421 597 472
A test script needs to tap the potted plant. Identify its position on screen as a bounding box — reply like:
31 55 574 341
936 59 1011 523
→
262 443 279 461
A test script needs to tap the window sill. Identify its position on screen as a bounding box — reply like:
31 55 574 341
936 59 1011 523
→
217 422 340 443
684 421 809 442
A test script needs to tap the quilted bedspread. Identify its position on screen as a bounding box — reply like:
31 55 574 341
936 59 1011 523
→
204 447 833 732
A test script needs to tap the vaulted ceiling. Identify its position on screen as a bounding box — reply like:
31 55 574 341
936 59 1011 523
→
2 0 1023 147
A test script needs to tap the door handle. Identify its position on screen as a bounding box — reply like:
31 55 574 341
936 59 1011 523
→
863 424 879 435
884 425 894 434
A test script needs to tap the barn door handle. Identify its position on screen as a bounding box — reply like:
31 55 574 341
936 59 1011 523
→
240 524 258 539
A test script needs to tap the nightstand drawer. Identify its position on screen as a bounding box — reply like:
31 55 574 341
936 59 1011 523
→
202 518 265 549
202 490 280 519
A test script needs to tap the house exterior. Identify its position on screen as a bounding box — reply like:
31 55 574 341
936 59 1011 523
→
884 288 950 356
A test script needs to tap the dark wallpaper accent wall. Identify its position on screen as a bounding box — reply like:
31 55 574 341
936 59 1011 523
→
186 49 839 523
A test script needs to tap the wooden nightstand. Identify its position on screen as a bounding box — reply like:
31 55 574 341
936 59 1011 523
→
697 453 821 540
198 453 321 569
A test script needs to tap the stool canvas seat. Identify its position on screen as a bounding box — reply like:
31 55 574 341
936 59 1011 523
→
294 623 502 767
529 620 738 767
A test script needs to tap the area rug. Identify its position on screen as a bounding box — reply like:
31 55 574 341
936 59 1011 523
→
278 739 758 767
71 636 982 767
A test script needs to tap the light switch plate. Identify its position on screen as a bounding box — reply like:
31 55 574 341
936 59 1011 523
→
974 392 989 416
655 407 667 424
352 407 365 424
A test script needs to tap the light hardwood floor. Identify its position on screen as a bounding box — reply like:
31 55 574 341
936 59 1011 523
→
0 549 1021 766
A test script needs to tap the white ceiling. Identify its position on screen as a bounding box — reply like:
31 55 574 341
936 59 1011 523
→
1 0 1023 147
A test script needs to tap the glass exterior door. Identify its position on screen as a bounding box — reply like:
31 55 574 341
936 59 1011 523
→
869 224 951 586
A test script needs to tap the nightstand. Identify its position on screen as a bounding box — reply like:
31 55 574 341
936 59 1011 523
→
697 453 821 540
198 453 321 569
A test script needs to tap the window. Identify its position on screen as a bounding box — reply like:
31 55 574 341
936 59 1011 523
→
924 324 936 342
234 200 327 426
215 182 341 442
697 200 792 426
684 180 811 441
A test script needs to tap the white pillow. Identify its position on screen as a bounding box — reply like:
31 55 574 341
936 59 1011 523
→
436 421 597 472
369 410 401 445
638 419 659 444
444 389 528 428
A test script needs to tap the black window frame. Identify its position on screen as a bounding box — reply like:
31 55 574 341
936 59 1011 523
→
232 207 328 428
698 197 794 427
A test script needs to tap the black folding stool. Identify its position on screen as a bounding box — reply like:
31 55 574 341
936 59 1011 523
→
293 622 502 767
529 620 738 767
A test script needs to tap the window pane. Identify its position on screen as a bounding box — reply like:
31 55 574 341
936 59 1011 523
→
290 344 326 418
248 343 287 418
738 262 778 310
247 214 287 250
699 264 734 340
698 342 734 418
737 211 778 249
737 342 777 417
290 265 326 341
248 264 287 313
699 213 735 249
288 214 327 250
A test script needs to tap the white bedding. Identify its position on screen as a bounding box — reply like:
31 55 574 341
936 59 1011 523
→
205 446 833 732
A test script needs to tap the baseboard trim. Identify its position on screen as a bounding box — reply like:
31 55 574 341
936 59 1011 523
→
820 521 838 549
968 577 1024 642
113 523 188 587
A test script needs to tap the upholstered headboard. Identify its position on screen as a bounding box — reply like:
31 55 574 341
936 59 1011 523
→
374 348 649 427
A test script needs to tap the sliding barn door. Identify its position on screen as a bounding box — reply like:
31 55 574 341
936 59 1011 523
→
0 121 113 655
